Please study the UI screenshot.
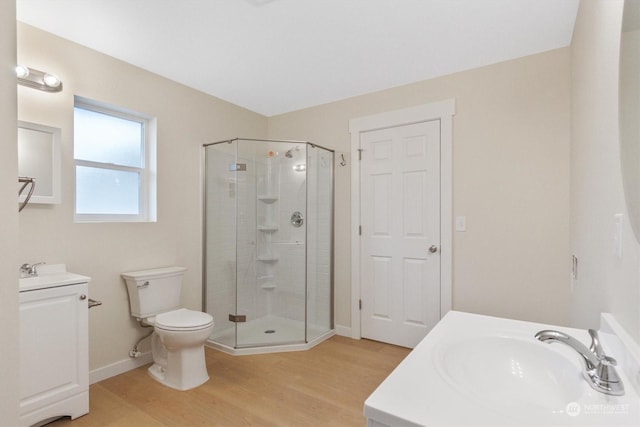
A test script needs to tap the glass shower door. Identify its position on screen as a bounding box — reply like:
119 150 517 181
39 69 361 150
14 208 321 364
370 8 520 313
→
234 140 307 347
233 139 260 347
203 141 238 349
306 145 334 341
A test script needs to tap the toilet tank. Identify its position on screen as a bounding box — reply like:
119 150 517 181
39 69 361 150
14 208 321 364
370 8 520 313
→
121 266 187 318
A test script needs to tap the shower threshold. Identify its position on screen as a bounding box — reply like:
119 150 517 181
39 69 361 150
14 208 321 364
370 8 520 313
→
206 315 335 355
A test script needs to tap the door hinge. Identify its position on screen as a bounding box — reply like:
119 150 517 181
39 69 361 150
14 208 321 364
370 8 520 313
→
359 299 362 310
358 148 363 161
359 225 362 236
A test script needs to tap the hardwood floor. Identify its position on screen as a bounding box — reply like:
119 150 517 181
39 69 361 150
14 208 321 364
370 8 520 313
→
48 336 409 426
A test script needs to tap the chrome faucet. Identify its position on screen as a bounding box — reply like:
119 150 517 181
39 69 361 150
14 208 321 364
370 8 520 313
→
20 262 45 278
535 329 624 396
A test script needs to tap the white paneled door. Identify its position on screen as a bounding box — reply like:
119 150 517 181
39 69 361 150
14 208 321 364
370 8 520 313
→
360 120 441 348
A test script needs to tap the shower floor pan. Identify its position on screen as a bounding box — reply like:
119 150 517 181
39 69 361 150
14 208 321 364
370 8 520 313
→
207 315 334 355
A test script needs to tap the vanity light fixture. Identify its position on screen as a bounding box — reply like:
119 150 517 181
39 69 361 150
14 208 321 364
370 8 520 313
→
15 64 29 78
16 65 63 92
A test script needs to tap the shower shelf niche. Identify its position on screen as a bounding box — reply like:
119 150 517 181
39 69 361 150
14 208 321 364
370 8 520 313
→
257 273 276 291
257 195 278 203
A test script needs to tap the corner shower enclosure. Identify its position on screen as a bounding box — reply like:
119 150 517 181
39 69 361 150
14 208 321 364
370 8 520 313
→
204 138 334 354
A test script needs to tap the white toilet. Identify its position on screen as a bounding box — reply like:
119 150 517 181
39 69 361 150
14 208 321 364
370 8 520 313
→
121 266 214 391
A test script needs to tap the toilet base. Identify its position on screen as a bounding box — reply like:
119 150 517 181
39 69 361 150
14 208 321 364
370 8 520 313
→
148 343 210 391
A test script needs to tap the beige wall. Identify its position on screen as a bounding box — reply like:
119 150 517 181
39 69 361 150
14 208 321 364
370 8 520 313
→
17 23 268 372
14 0 640 397
8 0 639 417
1 2 20 425
24 3 636 385
570 0 640 344
269 48 572 329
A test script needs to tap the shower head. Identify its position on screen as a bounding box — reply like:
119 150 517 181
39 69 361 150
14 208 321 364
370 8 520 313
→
285 145 301 158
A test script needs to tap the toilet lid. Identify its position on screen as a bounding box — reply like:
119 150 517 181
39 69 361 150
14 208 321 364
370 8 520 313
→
155 308 214 330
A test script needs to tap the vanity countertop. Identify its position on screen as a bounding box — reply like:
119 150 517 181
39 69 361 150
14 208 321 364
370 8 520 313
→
364 311 640 427
19 264 91 292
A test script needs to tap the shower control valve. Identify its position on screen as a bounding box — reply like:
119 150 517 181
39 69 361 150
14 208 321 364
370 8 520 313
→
291 211 304 228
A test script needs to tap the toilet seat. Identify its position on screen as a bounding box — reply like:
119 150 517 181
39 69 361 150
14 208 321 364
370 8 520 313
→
154 308 214 331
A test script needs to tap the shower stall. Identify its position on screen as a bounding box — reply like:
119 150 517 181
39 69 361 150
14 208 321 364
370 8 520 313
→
203 138 334 354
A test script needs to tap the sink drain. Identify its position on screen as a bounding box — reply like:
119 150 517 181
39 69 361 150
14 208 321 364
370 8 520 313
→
264 329 276 334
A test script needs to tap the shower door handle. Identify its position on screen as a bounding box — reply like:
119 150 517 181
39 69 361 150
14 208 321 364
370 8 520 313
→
229 314 247 323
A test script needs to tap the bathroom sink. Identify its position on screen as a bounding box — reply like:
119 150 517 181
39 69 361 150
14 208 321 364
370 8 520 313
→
435 335 583 412
364 311 640 427
19 264 91 292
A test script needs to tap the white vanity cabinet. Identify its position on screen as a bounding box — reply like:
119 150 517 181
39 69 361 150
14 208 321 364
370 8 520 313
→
19 268 90 427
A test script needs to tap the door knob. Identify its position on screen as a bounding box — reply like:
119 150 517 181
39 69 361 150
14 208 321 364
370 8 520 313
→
429 245 438 253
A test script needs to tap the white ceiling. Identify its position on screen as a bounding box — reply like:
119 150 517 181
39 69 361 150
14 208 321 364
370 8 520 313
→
16 0 580 117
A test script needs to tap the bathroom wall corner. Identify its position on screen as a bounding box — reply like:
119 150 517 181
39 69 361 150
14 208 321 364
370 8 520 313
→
0 1 20 424
570 0 640 345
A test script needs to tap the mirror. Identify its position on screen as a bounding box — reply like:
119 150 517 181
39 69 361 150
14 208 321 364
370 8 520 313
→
619 0 640 241
18 121 61 205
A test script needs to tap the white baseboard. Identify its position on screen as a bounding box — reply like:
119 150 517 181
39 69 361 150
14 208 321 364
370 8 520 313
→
335 324 354 338
89 352 152 385
90 326 356 384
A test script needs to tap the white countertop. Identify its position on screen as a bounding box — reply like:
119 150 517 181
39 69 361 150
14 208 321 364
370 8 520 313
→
364 311 640 427
19 264 91 292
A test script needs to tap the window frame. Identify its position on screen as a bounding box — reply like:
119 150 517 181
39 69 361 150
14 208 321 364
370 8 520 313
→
73 98 156 223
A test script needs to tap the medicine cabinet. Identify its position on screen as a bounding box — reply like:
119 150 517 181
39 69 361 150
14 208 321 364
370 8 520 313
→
18 120 62 205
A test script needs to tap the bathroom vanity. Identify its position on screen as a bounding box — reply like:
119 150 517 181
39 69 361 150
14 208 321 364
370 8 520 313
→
364 311 640 427
19 265 91 426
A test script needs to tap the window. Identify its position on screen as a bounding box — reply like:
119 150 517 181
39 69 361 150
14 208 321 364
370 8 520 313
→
73 97 156 222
